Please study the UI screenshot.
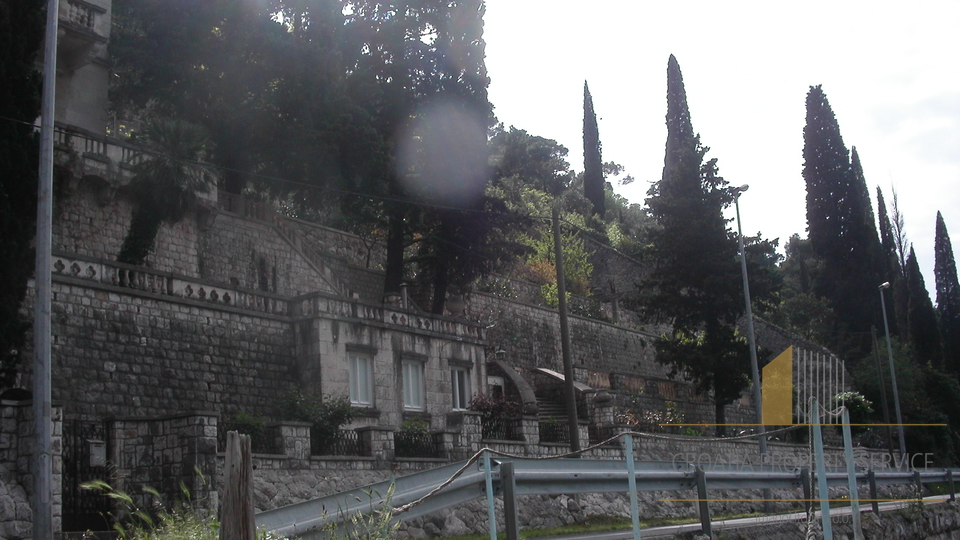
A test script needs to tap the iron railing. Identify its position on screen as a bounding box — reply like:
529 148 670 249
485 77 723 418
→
481 417 524 441
395 430 441 458
312 429 368 457
538 421 569 444
218 423 282 455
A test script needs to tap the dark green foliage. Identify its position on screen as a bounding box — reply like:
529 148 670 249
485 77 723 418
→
801 86 883 358
642 56 748 433
762 235 837 347
582 81 604 217
117 120 215 265
279 390 354 452
0 0 43 388
935 212 960 375
905 247 942 367
852 340 960 463
876 188 902 336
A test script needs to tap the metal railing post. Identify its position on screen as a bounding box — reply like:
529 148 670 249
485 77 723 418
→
868 469 880 514
812 399 832 539
623 434 642 540
949 469 956 502
695 466 712 538
483 451 498 540
502 461 519 540
841 407 864 539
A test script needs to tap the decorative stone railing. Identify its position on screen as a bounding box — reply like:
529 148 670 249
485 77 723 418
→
52 252 289 316
54 125 139 187
294 293 485 341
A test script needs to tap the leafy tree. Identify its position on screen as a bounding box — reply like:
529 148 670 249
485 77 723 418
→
935 212 960 375
905 247 942 367
118 120 216 265
801 86 882 358
0 0 43 388
763 235 836 345
582 81 604 217
642 55 748 433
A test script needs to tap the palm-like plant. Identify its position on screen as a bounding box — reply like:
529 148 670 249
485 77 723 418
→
118 119 215 265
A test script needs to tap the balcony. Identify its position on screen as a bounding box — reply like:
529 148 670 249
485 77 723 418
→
58 0 109 71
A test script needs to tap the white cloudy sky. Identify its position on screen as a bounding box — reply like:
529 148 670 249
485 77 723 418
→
483 0 960 295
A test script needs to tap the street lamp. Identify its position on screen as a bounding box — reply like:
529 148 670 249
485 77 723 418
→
733 185 767 456
879 282 907 456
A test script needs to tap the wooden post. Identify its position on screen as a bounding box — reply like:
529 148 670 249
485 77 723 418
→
221 431 255 540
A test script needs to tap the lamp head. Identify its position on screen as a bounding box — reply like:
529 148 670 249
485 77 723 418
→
738 184 749 192
880 282 891 290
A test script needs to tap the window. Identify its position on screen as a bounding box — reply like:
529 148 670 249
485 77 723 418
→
402 360 425 411
452 368 471 410
348 353 373 407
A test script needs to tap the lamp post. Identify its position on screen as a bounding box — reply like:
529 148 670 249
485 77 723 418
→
733 185 767 456
879 282 907 456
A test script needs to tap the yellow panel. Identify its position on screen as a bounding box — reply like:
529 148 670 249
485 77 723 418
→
762 346 793 425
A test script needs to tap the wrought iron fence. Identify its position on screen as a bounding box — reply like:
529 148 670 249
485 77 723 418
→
588 425 619 446
539 420 570 444
395 430 441 458
62 420 111 532
312 429 369 456
218 422 282 454
481 417 524 441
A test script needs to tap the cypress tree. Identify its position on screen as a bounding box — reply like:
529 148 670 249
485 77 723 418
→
935 212 960 375
801 86 880 358
643 55 748 433
906 247 942 367
0 0 44 389
876 187 902 336
582 81 604 217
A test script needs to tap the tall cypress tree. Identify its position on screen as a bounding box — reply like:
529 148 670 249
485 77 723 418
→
935 212 960 375
876 187 902 336
0 0 44 389
582 80 604 217
906 247 942 367
802 86 880 358
643 55 748 433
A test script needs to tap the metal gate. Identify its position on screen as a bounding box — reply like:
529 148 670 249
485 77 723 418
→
62 420 111 532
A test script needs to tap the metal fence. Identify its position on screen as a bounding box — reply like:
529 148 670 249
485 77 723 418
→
481 417 524 441
538 421 569 444
311 429 368 457
218 422 282 455
395 430 441 458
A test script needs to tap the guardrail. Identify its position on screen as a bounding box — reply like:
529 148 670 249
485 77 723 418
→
255 446 959 539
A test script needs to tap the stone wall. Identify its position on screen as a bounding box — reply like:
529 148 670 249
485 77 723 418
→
46 277 296 420
0 401 63 540
110 412 219 514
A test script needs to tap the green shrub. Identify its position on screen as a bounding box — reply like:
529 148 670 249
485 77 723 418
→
279 390 354 451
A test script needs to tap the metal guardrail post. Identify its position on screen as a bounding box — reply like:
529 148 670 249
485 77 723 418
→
868 469 880 513
483 451 498 540
502 462 519 540
623 434 642 540
949 469 956 502
914 470 923 501
841 408 864 540
800 467 812 512
695 466 711 538
812 399 833 540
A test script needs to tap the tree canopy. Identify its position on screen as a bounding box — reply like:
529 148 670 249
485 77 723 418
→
0 0 43 389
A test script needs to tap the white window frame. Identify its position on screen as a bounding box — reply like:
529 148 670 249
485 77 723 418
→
451 367 471 411
348 353 374 407
402 360 425 411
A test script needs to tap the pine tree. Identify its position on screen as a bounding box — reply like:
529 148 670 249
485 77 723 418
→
801 86 881 358
0 0 44 389
643 55 748 433
906 247 942 366
935 212 960 375
582 81 604 217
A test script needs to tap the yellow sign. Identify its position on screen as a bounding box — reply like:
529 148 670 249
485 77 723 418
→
762 346 793 425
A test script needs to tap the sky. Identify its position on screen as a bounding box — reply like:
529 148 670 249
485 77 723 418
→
482 0 960 296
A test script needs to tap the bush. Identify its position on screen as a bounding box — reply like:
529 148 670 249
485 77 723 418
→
279 390 354 451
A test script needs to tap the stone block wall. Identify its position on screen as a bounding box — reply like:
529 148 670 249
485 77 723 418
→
0 401 63 540
44 279 296 421
110 412 219 514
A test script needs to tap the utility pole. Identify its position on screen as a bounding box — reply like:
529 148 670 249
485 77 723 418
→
552 207 580 453
34 0 60 537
